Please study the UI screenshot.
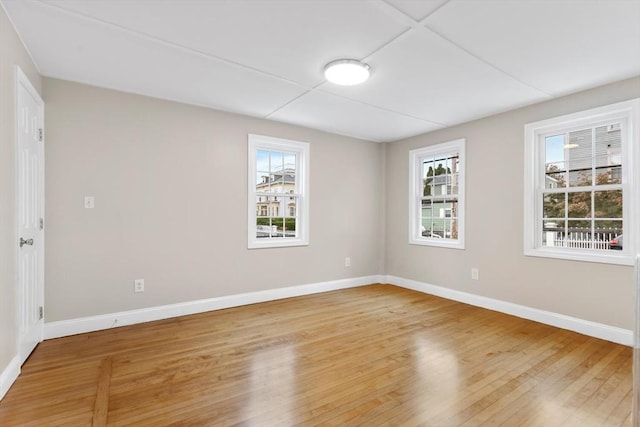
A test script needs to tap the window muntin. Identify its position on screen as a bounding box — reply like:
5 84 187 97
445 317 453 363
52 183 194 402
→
524 99 639 265
409 139 465 248
248 135 309 249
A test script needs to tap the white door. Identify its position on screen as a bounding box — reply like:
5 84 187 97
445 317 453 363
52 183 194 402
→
16 66 44 364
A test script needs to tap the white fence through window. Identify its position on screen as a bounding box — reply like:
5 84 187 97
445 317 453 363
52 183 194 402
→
546 231 620 250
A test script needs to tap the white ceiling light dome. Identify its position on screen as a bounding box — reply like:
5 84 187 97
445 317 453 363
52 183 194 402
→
324 59 371 86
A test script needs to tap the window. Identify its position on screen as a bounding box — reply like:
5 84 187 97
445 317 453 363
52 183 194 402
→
524 99 639 265
409 139 465 248
248 134 309 249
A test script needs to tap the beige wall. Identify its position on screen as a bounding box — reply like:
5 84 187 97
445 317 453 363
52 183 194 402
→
385 76 640 330
43 78 385 321
0 6 41 376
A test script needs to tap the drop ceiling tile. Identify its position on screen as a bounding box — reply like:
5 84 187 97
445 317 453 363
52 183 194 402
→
38 0 410 87
425 0 640 95
384 0 449 21
4 0 307 117
323 30 550 126
269 91 442 142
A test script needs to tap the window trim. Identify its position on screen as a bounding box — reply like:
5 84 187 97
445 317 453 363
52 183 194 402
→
248 134 309 249
409 138 466 249
523 99 640 265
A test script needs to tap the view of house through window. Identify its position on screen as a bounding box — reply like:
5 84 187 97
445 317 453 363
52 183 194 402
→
248 134 309 249
542 123 623 251
421 153 460 239
409 139 465 249
255 149 298 239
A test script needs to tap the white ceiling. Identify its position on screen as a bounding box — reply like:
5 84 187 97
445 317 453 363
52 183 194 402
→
3 0 639 142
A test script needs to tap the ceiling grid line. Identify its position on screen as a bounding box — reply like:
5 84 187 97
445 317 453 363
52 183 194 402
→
314 89 448 128
421 24 553 98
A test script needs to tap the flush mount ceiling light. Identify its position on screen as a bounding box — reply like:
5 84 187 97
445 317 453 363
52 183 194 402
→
324 59 371 86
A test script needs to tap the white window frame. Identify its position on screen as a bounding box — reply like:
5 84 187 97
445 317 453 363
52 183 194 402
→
248 134 309 249
409 139 466 249
524 99 640 265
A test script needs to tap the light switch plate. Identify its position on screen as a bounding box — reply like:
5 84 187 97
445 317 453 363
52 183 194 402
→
84 196 95 209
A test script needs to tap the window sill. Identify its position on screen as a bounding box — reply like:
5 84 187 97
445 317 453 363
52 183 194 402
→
409 238 465 250
524 247 634 266
248 239 309 249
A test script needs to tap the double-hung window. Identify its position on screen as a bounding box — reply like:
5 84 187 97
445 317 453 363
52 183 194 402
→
248 134 309 249
524 99 639 265
409 139 466 249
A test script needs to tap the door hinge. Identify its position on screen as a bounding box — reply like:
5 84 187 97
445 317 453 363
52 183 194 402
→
38 128 43 142
38 306 44 320
39 217 44 230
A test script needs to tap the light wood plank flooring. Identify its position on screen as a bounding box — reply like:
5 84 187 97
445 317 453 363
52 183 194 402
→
0 284 632 426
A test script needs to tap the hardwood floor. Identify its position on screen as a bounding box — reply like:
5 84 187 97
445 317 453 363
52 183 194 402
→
0 284 632 426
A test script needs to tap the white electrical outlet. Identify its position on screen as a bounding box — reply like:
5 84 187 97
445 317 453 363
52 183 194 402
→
134 279 144 293
471 268 479 280
345 257 351 267
84 196 95 209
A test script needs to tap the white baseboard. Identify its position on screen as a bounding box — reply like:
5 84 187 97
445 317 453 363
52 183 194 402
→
44 273 631 346
0 356 20 401
386 275 633 346
45 275 384 340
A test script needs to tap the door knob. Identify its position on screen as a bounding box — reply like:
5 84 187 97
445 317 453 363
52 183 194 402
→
19 237 34 247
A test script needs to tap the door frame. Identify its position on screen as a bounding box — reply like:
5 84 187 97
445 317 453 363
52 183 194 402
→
14 65 45 364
